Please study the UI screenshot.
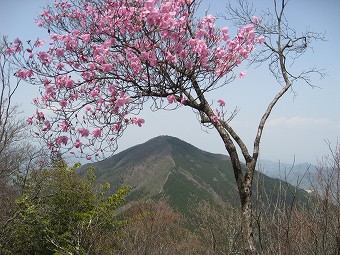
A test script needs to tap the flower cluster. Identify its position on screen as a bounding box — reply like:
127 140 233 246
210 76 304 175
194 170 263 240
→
9 0 264 159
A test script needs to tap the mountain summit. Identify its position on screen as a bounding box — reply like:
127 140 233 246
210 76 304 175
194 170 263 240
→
80 136 307 214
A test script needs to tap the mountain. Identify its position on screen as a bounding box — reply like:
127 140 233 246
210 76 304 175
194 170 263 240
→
257 159 317 190
79 136 309 215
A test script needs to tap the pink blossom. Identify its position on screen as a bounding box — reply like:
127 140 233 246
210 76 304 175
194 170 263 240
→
167 95 177 104
42 120 51 131
73 139 82 148
80 34 91 43
69 93 78 100
16 69 33 79
86 156 91 160
5 47 15 55
34 39 45 47
65 77 74 88
215 68 223 77
36 110 45 121
12 39 23 52
92 128 102 138
26 117 33 125
85 106 91 111
132 117 145 127
188 38 209 59
252 16 260 24
36 20 43 26
42 78 50 86
14 38 22 44
185 61 193 69
26 70 34 77
88 62 96 71
217 99 225 107
256 36 265 44
78 128 90 137
16 69 28 79
243 24 254 33
56 136 68 145
90 89 99 98
180 97 187 104
202 15 216 28
44 85 55 97
38 51 51 64
221 27 229 41
196 29 207 38
59 100 67 107
115 96 131 107
56 48 65 57
60 120 69 132
239 71 246 78
166 52 177 63
112 124 121 132
108 85 116 96
102 64 113 72
97 98 104 105
56 62 64 70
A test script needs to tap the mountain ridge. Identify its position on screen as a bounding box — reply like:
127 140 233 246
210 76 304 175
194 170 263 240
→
258 159 317 189
79 135 308 214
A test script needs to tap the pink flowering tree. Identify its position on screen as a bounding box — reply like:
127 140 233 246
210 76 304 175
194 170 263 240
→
8 0 264 160
6 0 324 254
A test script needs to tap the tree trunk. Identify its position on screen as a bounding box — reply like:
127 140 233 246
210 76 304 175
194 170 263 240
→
240 176 257 255
211 108 258 254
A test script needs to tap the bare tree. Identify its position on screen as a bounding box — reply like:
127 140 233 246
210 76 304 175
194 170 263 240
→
188 199 243 254
251 142 339 255
0 37 50 251
307 141 340 254
219 0 326 252
0 38 24 182
112 199 199 255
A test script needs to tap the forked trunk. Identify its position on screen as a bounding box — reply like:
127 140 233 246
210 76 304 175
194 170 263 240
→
213 112 258 254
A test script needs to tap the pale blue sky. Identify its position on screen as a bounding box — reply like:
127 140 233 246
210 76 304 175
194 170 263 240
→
0 0 339 164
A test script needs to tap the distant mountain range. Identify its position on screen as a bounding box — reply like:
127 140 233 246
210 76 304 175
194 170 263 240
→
257 160 317 190
79 136 309 215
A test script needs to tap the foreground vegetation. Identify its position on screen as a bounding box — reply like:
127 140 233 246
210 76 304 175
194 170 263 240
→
0 151 338 255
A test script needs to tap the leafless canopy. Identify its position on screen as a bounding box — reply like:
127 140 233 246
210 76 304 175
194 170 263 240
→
224 0 326 88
